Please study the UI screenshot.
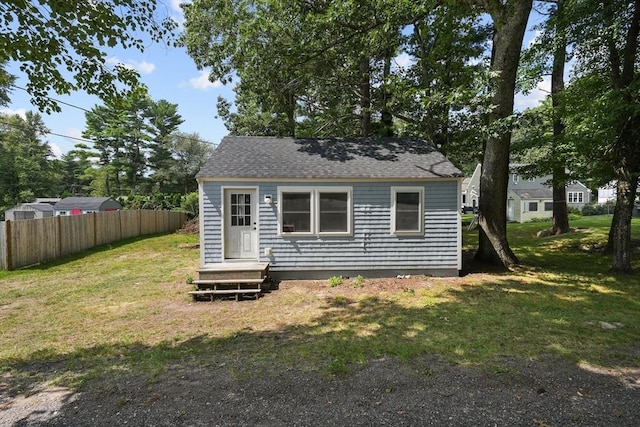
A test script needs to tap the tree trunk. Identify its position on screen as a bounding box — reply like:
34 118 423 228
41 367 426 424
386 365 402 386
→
606 0 640 273
610 173 638 273
476 0 532 266
359 57 371 137
551 0 570 235
379 54 394 137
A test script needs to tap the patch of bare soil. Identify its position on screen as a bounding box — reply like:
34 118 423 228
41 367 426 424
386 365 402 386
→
2 276 638 426
2 355 639 426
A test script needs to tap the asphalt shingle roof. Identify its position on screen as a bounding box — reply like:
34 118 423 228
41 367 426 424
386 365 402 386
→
512 189 553 199
197 136 463 180
54 197 120 210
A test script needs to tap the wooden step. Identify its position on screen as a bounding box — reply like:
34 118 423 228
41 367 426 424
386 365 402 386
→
194 279 264 285
189 288 261 302
198 262 269 281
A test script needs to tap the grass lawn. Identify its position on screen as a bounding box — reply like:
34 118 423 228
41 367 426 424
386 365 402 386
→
1 216 639 392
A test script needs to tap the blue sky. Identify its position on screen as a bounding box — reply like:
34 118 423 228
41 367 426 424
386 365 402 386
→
2 2 549 159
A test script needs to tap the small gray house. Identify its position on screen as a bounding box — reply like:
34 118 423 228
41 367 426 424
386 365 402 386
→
53 197 122 216
196 136 463 281
4 203 55 221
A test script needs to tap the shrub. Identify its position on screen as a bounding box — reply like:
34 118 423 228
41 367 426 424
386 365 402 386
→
582 203 614 216
328 276 343 287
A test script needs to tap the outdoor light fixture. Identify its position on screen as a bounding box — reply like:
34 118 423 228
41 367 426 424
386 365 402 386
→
264 195 273 204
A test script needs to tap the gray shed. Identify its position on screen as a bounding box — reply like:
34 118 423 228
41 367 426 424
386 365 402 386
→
53 197 122 216
196 136 464 279
4 203 55 221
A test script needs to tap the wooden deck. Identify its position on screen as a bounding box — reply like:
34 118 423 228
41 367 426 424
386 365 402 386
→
190 262 269 302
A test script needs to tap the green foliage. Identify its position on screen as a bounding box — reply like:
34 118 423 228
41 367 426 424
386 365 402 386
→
0 61 16 107
1 0 177 112
182 0 491 146
81 92 204 196
582 203 615 216
352 275 366 288
180 192 199 219
119 193 184 211
328 276 343 287
0 111 61 214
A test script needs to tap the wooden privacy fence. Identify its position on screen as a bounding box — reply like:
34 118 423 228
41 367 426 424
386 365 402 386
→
0 210 187 271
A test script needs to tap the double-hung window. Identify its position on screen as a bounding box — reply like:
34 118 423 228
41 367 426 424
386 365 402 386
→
279 187 352 236
568 191 583 203
391 187 424 235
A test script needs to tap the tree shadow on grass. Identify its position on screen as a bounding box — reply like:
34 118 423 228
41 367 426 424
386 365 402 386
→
2 274 639 425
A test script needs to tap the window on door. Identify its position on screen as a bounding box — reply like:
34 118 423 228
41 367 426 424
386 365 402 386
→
230 193 252 226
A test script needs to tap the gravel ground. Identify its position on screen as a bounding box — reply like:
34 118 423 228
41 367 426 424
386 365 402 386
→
2 354 639 426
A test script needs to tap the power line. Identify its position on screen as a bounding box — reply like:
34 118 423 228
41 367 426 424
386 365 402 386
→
10 85 219 147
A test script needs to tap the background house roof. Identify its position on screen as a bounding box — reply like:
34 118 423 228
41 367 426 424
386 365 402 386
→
511 189 553 199
197 136 463 180
54 197 121 211
24 203 55 212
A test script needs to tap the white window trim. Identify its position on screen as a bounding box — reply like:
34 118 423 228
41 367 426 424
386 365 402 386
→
568 191 584 204
278 186 352 237
391 186 425 236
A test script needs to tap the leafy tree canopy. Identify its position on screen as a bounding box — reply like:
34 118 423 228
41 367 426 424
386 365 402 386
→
1 0 177 112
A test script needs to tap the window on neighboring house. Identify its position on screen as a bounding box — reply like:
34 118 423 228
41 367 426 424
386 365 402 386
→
528 201 538 212
513 173 519 184
568 191 584 203
279 187 352 235
544 202 553 211
391 187 424 235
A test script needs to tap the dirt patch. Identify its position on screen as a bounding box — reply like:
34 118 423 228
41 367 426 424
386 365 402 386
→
2 356 638 426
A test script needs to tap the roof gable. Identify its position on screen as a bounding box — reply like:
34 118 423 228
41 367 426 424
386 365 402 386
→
197 136 463 180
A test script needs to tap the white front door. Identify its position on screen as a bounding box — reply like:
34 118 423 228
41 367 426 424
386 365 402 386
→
224 189 258 259
507 199 515 221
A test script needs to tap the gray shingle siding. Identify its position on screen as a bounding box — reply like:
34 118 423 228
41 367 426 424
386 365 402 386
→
200 180 460 275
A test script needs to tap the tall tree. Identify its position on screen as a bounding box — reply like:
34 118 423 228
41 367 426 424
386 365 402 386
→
563 0 640 273
168 132 215 194
0 112 59 213
475 0 533 266
517 0 572 235
147 100 185 192
1 0 176 112
0 61 16 107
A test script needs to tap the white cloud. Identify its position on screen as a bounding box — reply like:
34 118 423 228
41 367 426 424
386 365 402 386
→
186 70 222 91
526 30 543 48
0 107 27 119
106 56 156 74
170 0 188 26
514 76 551 111
49 143 63 159
394 53 413 69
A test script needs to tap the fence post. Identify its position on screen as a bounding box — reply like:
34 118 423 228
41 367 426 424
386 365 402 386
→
56 214 62 259
6 220 12 271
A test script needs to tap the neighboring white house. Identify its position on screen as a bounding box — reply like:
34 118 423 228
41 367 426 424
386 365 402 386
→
461 163 481 213
466 164 592 223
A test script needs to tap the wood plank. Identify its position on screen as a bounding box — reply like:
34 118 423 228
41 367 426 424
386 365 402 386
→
194 279 264 284
190 289 260 295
